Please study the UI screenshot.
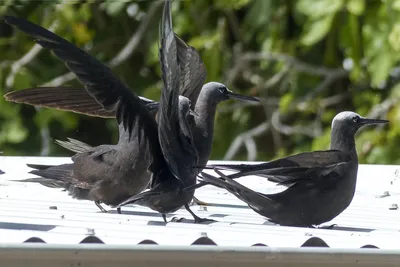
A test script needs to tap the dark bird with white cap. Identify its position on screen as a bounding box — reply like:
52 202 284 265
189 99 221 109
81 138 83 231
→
199 111 389 227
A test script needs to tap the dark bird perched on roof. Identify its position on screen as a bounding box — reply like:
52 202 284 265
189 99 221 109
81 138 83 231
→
198 111 389 227
4 4 258 208
3 15 163 213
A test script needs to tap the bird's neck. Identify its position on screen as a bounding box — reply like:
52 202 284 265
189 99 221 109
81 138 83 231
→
193 94 218 166
330 131 358 162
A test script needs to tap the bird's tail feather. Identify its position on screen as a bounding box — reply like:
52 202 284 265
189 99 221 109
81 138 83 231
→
15 177 65 188
25 163 74 187
55 137 92 154
27 163 55 170
200 171 267 205
116 190 161 208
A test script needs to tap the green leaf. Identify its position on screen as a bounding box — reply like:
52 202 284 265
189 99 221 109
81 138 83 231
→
214 0 252 10
368 49 394 87
393 0 400 11
296 0 344 18
279 93 294 113
13 69 34 90
244 0 272 30
100 1 129 16
389 23 400 52
0 120 28 144
300 14 335 46
347 0 365 15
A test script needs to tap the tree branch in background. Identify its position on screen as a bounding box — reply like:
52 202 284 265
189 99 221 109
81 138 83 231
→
271 110 322 137
4 19 59 156
5 20 60 90
42 0 162 87
223 49 351 160
224 121 270 161
367 97 400 119
241 51 347 77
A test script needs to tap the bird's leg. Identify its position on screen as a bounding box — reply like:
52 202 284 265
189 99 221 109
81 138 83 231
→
95 201 107 213
162 213 167 223
117 207 122 214
190 196 210 206
184 204 216 224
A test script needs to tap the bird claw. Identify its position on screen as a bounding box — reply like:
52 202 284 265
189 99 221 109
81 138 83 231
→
194 217 217 224
317 224 337 229
170 216 186 222
108 207 122 214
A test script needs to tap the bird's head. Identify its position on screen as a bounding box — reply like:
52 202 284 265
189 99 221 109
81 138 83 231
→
202 82 259 104
331 111 389 136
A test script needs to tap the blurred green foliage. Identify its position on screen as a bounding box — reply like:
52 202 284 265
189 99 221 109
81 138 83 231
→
0 0 399 164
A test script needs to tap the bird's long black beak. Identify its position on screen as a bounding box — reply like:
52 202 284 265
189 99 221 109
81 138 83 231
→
360 117 389 125
226 90 259 102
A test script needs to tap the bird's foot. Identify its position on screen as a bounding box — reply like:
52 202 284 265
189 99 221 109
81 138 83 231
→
170 217 187 222
316 224 337 229
193 217 217 224
108 207 122 214
184 203 216 224
190 196 209 206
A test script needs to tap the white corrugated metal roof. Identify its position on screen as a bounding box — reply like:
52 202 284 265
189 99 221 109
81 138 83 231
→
0 156 399 249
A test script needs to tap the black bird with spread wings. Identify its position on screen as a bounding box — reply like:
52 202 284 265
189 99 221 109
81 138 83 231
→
115 0 212 223
4 1 258 211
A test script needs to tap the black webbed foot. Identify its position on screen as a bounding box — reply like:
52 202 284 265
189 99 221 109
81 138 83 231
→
185 204 216 224
170 217 186 222
95 201 107 213
317 224 337 229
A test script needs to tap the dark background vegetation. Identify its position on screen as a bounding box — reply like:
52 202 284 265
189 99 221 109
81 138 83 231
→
0 0 398 164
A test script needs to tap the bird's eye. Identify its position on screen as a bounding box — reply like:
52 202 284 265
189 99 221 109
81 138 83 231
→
352 116 360 123
219 86 227 93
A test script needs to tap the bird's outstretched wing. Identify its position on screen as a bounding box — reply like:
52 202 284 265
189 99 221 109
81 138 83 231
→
4 16 157 143
175 34 207 107
4 87 158 118
4 87 115 118
157 0 198 182
3 37 204 117
157 0 181 180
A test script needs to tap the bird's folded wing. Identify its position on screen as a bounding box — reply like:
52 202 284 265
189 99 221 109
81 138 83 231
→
4 16 157 143
211 150 350 174
210 150 351 184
